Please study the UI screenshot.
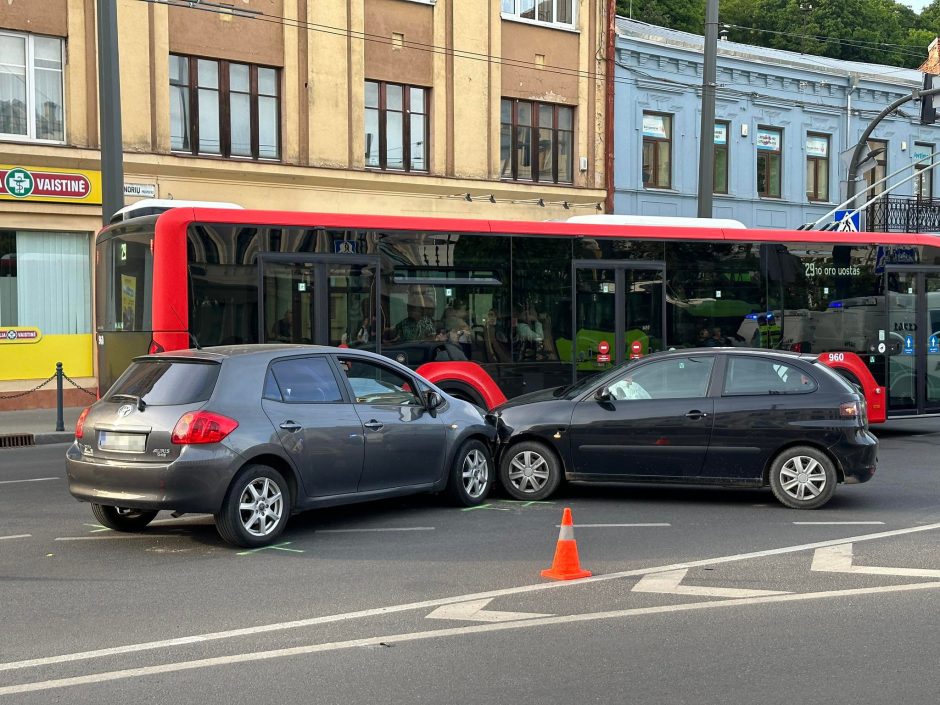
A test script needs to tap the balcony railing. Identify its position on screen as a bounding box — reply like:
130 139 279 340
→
865 196 940 233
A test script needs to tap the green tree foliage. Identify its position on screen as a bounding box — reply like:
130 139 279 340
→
616 0 939 69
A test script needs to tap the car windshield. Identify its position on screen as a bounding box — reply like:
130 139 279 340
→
106 360 221 406
555 359 638 399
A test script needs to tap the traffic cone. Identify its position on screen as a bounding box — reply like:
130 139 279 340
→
541 507 592 580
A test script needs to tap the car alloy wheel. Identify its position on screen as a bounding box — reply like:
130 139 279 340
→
778 455 827 502
462 448 489 499
238 476 284 538
507 450 551 494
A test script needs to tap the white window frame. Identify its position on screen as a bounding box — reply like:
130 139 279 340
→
0 30 66 145
500 0 578 30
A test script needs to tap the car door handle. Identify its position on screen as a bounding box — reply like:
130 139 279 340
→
685 410 708 420
279 421 302 432
364 420 384 431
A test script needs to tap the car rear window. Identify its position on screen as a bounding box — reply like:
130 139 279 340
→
723 356 817 396
107 360 220 406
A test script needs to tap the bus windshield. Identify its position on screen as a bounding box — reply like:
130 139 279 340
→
95 219 156 333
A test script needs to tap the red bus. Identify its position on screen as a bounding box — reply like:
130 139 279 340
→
94 206 940 422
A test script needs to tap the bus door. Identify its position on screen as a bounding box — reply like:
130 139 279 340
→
571 260 666 382
260 254 380 352
886 267 940 415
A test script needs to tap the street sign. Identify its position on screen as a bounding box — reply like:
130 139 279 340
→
929 335 939 354
629 340 643 359
903 335 915 355
596 354 610 364
598 340 610 355
833 210 860 232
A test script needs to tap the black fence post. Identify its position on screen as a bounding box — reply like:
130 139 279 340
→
55 362 64 432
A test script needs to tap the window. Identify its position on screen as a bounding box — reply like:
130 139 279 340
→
365 81 428 172
108 361 221 406
268 357 343 403
714 121 729 194
863 138 887 197
642 113 672 189
0 31 64 142
756 127 782 198
607 356 714 401
914 142 933 201
501 0 575 27
339 358 421 406
169 55 280 160
500 98 574 184
723 357 817 396
805 133 830 202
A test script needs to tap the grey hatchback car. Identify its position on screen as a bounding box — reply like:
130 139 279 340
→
66 345 496 547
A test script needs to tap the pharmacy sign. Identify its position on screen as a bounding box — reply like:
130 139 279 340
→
0 165 102 204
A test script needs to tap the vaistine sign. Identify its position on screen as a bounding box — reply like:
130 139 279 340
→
0 165 102 204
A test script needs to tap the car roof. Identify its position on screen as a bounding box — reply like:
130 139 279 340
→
134 344 391 365
645 347 809 360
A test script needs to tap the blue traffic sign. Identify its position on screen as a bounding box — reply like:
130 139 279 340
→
834 210 860 232
903 334 915 355
930 335 939 354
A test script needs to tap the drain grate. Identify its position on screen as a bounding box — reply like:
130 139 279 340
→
0 434 35 449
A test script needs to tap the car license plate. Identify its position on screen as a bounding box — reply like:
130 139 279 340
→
98 431 147 452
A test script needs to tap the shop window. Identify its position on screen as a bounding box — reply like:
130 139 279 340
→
501 98 574 184
501 0 575 28
756 126 782 198
805 133 830 202
642 112 672 189
169 55 280 160
714 121 729 194
364 81 428 172
914 142 934 201
0 230 90 334
0 31 64 143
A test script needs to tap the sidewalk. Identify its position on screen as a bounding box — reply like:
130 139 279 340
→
0 406 84 446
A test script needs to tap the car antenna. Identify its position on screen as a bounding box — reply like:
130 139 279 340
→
167 301 202 350
189 333 202 350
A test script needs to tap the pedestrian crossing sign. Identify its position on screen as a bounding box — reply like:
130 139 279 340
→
833 210 860 232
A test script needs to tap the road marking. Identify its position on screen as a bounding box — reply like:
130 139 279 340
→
85 524 112 533
426 598 552 623
3 581 940 697
0 477 58 485
461 503 510 512
558 523 671 528
632 568 789 598
150 514 213 525
811 543 940 578
793 521 885 526
5 520 940 674
0 534 31 541
317 527 435 534
237 542 304 556
54 534 180 542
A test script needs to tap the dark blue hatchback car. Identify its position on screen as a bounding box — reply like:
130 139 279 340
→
493 348 877 509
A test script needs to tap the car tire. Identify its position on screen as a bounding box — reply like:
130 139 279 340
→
499 440 562 501
90 504 158 532
768 446 837 510
215 464 291 548
446 439 494 507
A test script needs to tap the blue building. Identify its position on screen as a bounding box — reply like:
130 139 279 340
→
614 18 940 230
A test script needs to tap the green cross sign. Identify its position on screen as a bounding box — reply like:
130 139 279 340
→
4 168 34 198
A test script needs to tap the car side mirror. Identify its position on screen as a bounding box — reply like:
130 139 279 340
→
425 390 444 410
594 386 612 402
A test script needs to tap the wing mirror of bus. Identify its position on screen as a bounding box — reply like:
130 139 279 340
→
594 386 612 402
425 390 444 410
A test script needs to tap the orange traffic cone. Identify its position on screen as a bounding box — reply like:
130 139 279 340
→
541 507 592 581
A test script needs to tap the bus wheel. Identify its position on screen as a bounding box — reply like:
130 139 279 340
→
499 441 562 501
91 504 158 532
768 446 837 510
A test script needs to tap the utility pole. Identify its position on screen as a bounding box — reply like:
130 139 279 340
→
697 0 719 218
96 0 125 225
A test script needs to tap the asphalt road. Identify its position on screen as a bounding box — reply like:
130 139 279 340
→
1 420 939 704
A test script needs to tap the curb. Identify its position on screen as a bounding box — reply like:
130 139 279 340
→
35 433 74 446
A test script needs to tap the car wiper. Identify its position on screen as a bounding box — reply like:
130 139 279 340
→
110 393 147 411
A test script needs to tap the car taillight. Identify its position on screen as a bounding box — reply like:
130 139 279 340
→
148 340 165 354
840 401 861 420
171 411 238 445
75 407 91 439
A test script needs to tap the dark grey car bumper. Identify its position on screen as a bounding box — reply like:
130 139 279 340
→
65 442 244 513
830 429 878 484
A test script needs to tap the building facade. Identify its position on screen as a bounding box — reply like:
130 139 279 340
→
0 0 612 408
614 18 940 229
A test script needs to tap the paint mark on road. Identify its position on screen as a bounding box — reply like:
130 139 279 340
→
0 477 58 485
0 534 31 541
793 521 885 525
54 534 180 542
237 542 304 556
559 523 671 528
316 527 435 534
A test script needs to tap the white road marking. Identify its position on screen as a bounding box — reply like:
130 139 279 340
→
793 521 885 525
811 543 940 578
3 581 940 697
317 527 436 534
0 477 58 485
558 523 671 528
426 598 552 623
54 534 181 542
0 534 31 541
150 514 213 525
632 568 789 598
4 520 940 674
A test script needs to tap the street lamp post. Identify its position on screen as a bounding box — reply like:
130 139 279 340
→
697 0 719 218
96 0 125 225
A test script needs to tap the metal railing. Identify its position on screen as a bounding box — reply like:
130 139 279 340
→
866 197 940 233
